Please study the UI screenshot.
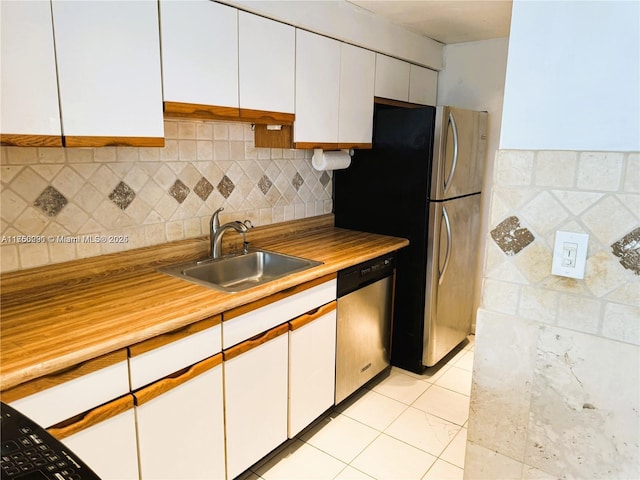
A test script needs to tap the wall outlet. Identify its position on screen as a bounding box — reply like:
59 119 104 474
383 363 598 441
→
552 231 589 279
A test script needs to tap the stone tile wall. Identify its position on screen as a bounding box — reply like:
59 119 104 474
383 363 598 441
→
0 119 332 272
465 150 640 479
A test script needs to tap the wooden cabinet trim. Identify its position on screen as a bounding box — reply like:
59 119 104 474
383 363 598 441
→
294 143 372 150
164 101 240 121
1 349 127 403
47 394 134 440
0 134 63 147
239 109 294 125
63 136 164 148
223 323 288 361
337 143 372 150
128 314 222 358
223 274 337 321
373 97 424 109
133 353 223 406
293 142 340 150
289 301 336 331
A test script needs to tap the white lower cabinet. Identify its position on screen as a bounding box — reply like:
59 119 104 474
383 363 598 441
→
49 395 139 480
134 354 226 480
288 301 337 438
224 324 289 479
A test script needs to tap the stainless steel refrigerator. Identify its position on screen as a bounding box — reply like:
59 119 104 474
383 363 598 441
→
334 104 487 372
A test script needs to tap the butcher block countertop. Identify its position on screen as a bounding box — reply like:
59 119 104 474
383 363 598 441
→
0 214 408 392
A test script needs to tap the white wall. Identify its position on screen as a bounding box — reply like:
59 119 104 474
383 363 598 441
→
438 38 509 165
220 0 443 70
437 37 510 328
500 0 640 151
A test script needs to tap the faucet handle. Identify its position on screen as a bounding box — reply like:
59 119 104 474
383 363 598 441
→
242 219 254 229
211 207 224 230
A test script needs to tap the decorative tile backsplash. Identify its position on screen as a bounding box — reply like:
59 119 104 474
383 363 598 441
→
0 119 332 272
467 150 640 479
489 215 535 255
611 227 640 275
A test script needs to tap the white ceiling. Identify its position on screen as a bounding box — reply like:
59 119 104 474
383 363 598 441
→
347 0 512 44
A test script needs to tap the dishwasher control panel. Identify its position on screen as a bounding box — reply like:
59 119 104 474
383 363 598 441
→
338 253 396 297
360 257 393 276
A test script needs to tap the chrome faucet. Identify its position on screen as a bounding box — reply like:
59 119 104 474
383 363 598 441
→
210 207 252 259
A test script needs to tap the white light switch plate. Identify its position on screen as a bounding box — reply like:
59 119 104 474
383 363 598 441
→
552 231 589 279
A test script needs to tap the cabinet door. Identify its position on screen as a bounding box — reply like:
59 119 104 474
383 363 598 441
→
288 302 337 438
409 65 438 106
224 325 289 479
294 29 341 147
51 0 164 146
0 0 62 146
49 395 139 480
239 11 295 117
338 44 376 147
374 53 410 102
135 355 226 480
160 0 238 116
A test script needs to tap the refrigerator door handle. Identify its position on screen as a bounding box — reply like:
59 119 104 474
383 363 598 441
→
443 111 459 194
439 206 452 284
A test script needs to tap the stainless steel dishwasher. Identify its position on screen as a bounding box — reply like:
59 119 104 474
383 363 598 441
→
335 253 396 404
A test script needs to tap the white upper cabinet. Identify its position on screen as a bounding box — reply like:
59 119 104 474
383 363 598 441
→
160 0 238 110
239 12 295 115
409 64 438 106
295 30 377 147
294 29 341 146
374 53 411 102
0 0 62 145
338 43 375 146
375 53 438 105
51 0 164 146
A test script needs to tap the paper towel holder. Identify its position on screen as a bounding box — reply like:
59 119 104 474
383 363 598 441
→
313 148 354 156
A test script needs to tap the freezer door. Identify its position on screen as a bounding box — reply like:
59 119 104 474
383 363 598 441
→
423 194 481 366
430 107 487 200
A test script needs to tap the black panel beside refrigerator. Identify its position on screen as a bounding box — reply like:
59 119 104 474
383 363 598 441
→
334 102 487 373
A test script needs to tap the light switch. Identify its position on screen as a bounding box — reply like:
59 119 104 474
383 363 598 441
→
552 231 589 279
562 242 577 267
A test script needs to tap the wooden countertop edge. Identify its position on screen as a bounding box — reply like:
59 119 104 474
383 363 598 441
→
0 225 408 391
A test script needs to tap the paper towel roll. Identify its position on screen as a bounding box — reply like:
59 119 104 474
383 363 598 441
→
312 149 351 171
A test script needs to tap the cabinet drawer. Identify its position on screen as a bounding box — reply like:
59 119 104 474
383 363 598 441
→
3 350 129 429
223 276 336 349
128 315 222 390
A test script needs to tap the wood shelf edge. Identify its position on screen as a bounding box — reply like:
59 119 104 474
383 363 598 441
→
1 133 63 148
63 136 165 148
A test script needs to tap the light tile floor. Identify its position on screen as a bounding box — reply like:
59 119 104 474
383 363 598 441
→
239 336 474 480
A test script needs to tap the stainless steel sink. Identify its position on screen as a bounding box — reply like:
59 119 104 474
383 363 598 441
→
158 249 323 293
